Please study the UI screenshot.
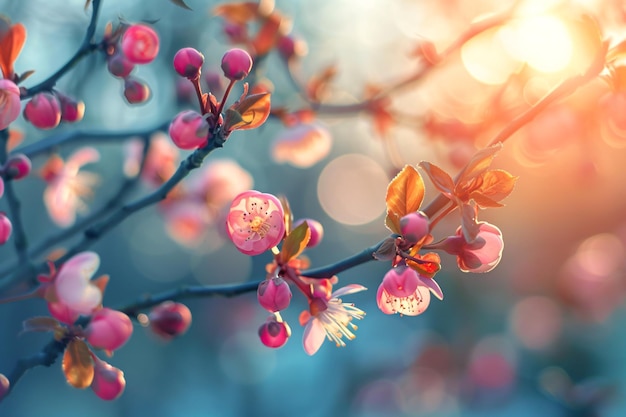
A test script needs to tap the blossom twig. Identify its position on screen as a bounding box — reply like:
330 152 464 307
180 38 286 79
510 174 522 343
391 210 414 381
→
12 121 169 159
20 0 104 99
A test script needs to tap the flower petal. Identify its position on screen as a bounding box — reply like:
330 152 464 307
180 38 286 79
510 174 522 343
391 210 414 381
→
332 284 367 298
419 276 444 300
302 318 326 355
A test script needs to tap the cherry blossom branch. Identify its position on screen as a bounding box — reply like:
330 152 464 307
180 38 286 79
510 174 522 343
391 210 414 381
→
0 130 31 267
20 0 103 99
0 136 153 284
282 8 514 115
422 43 608 218
12 121 169 159
51 135 226 267
1 338 67 400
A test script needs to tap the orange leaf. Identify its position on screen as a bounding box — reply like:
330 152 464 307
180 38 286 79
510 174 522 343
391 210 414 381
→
224 92 271 131
62 339 95 389
251 14 282 56
473 169 517 205
306 65 337 102
468 192 503 209
0 22 26 79
213 3 259 24
279 195 293 236
418 161 454 197
385 165 425 234
455 143 502 192
280 221 310 263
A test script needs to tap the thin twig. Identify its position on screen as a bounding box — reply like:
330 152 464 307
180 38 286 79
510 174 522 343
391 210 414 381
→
20 0 104 99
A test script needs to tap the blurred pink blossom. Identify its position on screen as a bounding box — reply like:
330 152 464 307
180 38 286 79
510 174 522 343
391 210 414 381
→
91 358 126 401
438 222 504 273
41 148 100 227
85 308 133 352
124 133 180 187
0 79 21 130
271 122 332 168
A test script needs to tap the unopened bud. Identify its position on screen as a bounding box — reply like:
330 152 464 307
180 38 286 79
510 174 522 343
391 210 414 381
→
148 301 192 340
23 93 61 129
168 110 210 150
4 154 31 180
123 77 151 104
257 277 292 312
173 47 204 79
258 315 291 348
221 48 253 81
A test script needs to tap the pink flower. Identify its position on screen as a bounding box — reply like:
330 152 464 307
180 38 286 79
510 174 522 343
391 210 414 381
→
173 47 204 79
226 190 285 256
91 358 125 401
376 266 442 316
0 79 21 130
85 308 133 352
258 315 291 348
257 277 292 312
271 122 332 168
439 222 504 273
168 110 210 150
299 284 366 355
53 252 104 317
41 148 100 227
148 301 192 340
23 92 61 129
121 24 159 64
221 48 253 81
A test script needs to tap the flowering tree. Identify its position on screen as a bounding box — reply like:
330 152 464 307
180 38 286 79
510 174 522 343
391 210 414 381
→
1 0 625 415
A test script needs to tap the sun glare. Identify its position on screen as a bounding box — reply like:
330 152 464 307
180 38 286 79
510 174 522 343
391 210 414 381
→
504 15 573 73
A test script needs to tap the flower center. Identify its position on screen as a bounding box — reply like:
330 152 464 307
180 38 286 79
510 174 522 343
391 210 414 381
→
249 215 271 237
309 297 328 316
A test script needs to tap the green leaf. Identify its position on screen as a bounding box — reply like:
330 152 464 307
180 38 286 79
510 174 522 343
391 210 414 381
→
170 0 192 10
280 221 310 263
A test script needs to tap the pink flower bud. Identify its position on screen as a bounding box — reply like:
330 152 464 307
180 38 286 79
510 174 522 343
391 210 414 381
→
0 373 9 401
223 22 247 44
277 35 307 61
57 94 85 123
91 359 125 401
123 77 151 104
121 24 159 65
258 316 291 348
148 301 192 340
293 218 324 248
439 222 504 273
226 190 285 256
399 211 430 245
221 48 253 81
0 79 21 130
23 93 61 129
85 308 133 352
3 154 31 180
107 52 135 78
257 277 292 312
168 110 210 150
173 47 204 79
0 213 12 245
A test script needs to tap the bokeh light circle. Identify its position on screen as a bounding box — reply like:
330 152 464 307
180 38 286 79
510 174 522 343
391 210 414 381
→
317 154 388 225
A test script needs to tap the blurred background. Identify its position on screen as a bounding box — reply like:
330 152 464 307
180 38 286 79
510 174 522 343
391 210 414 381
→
1 0 626 415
